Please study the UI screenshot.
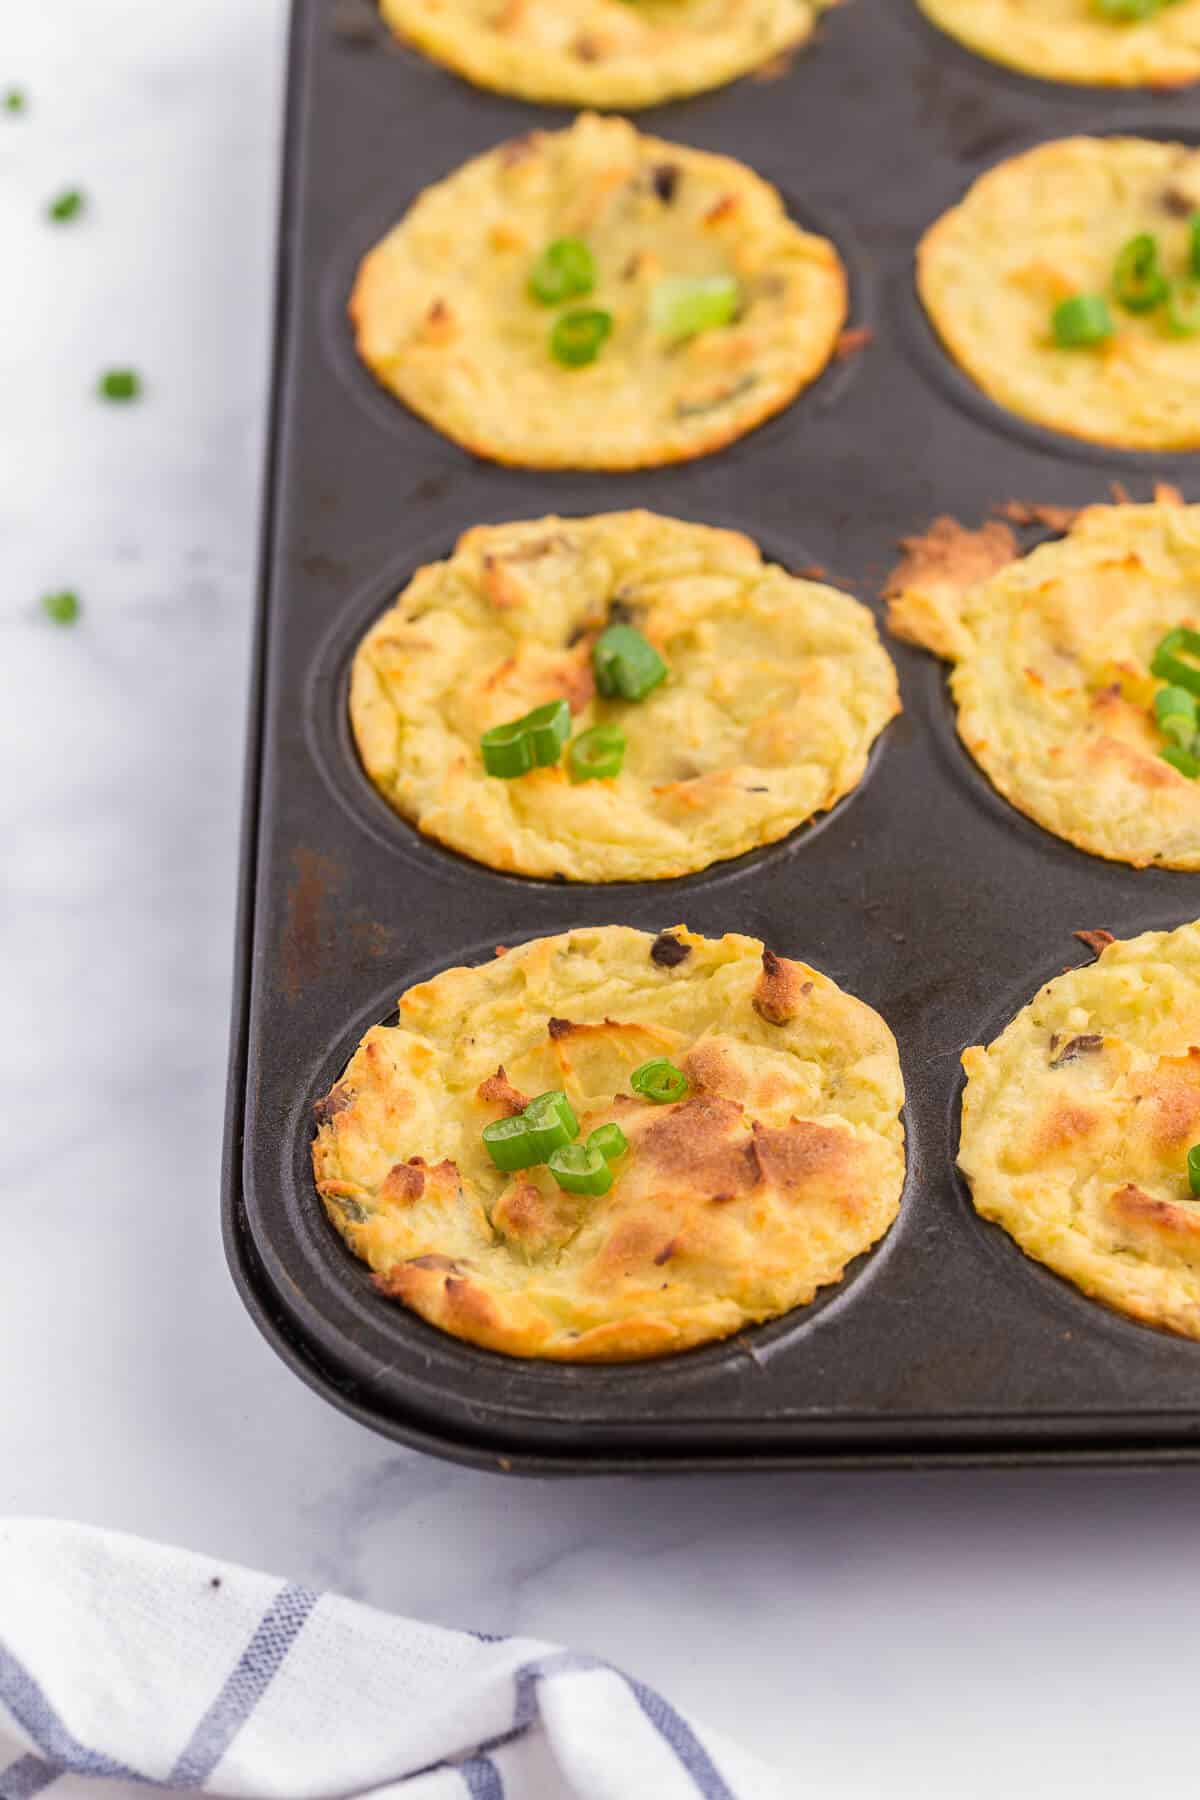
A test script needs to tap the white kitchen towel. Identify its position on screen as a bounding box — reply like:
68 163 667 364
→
0 1521 781 1800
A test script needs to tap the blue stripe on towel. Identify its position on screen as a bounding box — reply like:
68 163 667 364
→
0 1639 141 1782
460 1753 505 1799
510 1650 737 1800
168 1583 317 1788
0 1754 62 1799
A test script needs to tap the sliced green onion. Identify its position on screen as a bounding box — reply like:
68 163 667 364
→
1189 1144 1200 1196
630 1057 688 1104
1166 280 1200 338
593 623 667 702
649 274 739 341
48 188 84 222
588 1122 628 1163
1154 685 1198 746
41 589 80 626
1151 627 1200 698
1161 745 1200 779
1092 0 1171 16
568 723 626 782
1191 213 1200 279
1051 294 1113 348
550 308 612 368
99 368 141 402
480 698 570 778
529 237 595 306
522 1090 580 1159
1112 234 1168 313
482 1114 539 1171
548 1141 613 1195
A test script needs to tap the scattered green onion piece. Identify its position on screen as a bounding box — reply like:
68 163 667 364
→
1112 234 1168 313
630 1057 689 1104
1189 1144 1200 1196
480 698 570 778
1154 685 1198 746
521 699 571 765
522 1090 580 1160
568 723 626 782
588 1122 628 1163
482 1114 540 1171
41 589 80 626
550 308 612 368
1051 294 1113 348
649 274 739 341
5 88 25 112
1091 0 1170 16
1151 627 1200 698
1166 280 1200 338
592 623 667 702
528 236 596 306
548 1141 613 1195
48 188 84 222
1191 213 1200 280
1161 745 1200 779
99 368 141 402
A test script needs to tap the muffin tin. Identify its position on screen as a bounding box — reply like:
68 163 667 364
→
222 0 1200 1470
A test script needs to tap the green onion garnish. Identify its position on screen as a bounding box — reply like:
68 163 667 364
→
1112 234 1168 314
588 1122 628 1163
630 1058 688 1104
5 88 25 112
649 274 739 341
48 188 84 223
592 624 667 702
480 698 570 778
568 723 626 782
529 237 595 306
1154 685 1197 746
1051 294 1113 348
482 1089 579 1171
481 1113 539 1172
1189 1145 1200 1196
1092 0 1178 16
1166 281 1200 338
548 1141 613 1195
41 589 80 626
1151 627 1200 698
550 308 612 368
1161 745 1200 779
1191 213 1200 279
522 1090 580 1160
99 368 141 402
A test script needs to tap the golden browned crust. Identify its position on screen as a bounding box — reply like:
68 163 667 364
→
960 921 1200 1338
885 500 1200 869
350 510 899 882
313 925 906 1360
918 138 1200 451
349 114 847 470
379 0 837 109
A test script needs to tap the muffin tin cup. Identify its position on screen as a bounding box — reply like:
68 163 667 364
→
223 0 1200 1471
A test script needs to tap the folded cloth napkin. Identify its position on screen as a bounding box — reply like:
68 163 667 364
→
0 1521 780 1800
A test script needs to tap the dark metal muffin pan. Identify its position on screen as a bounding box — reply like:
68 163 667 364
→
223 0 1200 1471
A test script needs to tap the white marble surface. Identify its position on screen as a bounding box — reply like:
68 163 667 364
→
7 3 1200 1795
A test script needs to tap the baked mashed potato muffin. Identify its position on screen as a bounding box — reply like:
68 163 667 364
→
379 0 837 107
915 0 1200 89
351 511 899 882
917 137 1200 451
350 113 847 469
961 921 1200 1340
312 925 906 1360
887 497 1200 869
